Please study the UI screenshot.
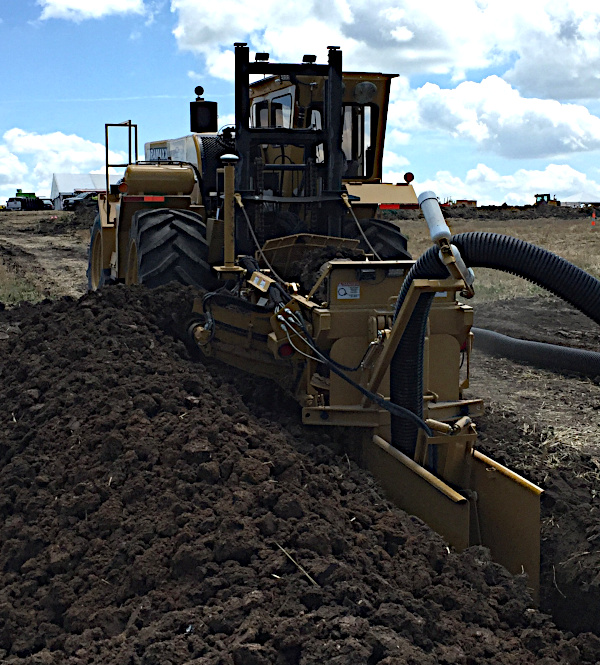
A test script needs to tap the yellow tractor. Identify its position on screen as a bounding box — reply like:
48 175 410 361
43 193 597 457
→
534 193 560 206
88 44 600 601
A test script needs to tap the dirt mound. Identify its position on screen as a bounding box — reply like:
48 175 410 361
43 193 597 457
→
69 202 98 231
2 284 600 663
22 204 98 236
7 210 96 236
383 205 594 222
444 205 593 221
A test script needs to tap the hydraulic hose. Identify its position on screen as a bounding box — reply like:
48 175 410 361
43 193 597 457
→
390 232 600 456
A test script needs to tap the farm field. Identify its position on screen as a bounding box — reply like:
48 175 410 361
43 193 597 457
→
0 207 600 662
0 210 88 304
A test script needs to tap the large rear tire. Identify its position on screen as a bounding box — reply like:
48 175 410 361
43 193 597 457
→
126 208 219 289
87 215 111 291
344 217 412 260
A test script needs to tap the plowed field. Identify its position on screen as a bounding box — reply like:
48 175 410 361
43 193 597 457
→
1 207 599 664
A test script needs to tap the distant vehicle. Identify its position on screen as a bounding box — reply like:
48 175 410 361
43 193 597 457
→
6 196 53 211
6 197 24 211
534 193 560 207
63 191 98 211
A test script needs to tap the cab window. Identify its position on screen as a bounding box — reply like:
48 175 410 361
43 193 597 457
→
271 94 292 128
341 104 373 178
252 101 269 128
310 109 325 164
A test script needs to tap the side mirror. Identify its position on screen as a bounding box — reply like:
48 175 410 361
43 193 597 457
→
190 101 219 133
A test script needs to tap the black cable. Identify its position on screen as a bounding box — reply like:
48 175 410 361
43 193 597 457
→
271 283 292 306
287 310 372 373
283 312 433 435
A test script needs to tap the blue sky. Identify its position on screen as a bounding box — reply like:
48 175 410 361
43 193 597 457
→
3 0 600 205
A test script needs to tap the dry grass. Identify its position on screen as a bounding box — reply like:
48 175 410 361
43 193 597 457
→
400 216 600 303
0 261 43 305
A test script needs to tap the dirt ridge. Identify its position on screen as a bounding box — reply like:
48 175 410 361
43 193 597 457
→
1 284 599 664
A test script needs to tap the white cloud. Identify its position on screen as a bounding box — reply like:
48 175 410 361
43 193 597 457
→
389 76 600 159
38 0 145 21
411 163 600 206
1 129 125 195
204 50 236 83
503 6 600 99
0 146 29 188
383 150 410 172
169 0 600 100
217 113 236 129
390 26 414 42
171 0 352 80
388 129 411 146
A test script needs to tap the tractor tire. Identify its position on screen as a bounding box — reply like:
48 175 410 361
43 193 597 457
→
126 208 218 290
344 218 412 260
87 215 111 291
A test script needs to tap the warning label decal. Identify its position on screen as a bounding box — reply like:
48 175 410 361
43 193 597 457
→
337 282 360 300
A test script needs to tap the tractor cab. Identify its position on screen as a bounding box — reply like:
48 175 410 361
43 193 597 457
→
246 53 394 184
535 193 559 206
229 42 415 254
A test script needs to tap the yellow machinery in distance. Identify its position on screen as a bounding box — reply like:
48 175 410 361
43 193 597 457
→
534 193 560 206
88 43 544 600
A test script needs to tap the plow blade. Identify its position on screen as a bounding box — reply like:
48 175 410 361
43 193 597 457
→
470 450 542 598
365 435 542 600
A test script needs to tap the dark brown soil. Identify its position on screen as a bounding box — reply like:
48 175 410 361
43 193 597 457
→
472 297 600 636
2 284 600 664
67 202 98 231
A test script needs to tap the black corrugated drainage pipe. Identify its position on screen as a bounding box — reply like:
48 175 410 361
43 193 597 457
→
471 327 600 377
390 232 600 457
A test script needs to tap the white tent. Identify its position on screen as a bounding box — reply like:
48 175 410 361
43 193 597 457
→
50 173 122 210
559 192 600 207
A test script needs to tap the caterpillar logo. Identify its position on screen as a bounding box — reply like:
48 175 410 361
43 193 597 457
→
148 146 169 160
